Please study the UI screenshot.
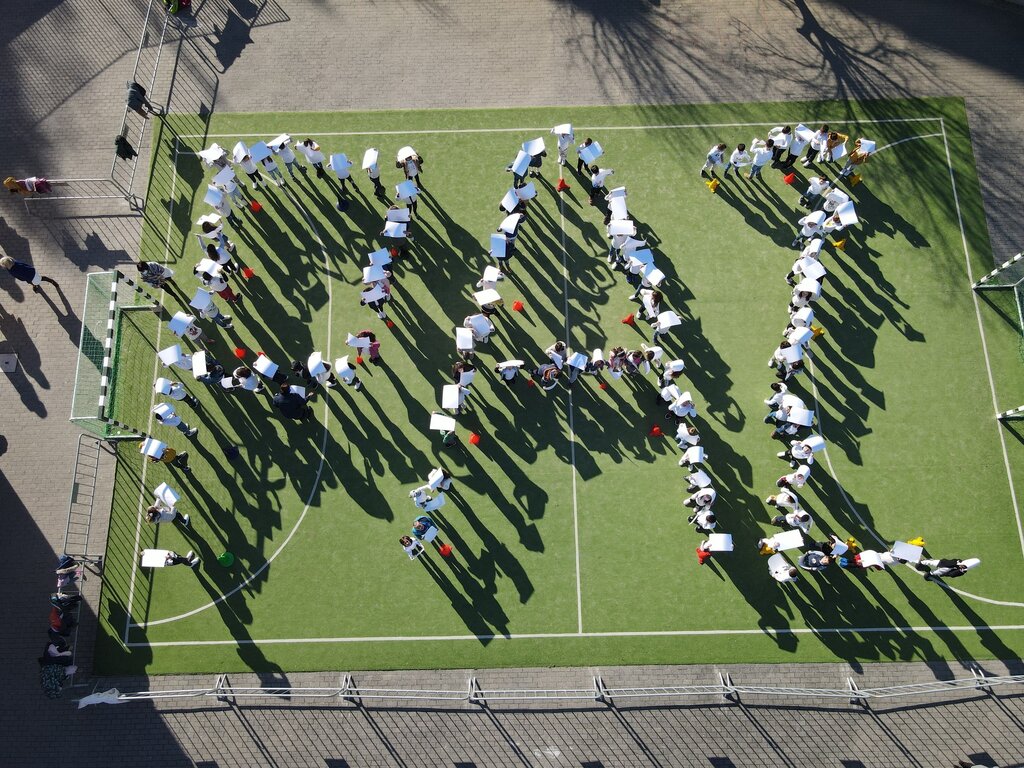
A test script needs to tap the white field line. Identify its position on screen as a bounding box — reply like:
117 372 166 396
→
178 116 943 140
123 145 180 643
127 622 1024 647
129 182 335 630
556 165 584 634
940 117 1024 560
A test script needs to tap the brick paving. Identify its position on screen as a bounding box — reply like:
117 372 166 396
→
3 0 1024 765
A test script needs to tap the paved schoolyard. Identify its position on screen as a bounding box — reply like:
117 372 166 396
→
3 0 1024 765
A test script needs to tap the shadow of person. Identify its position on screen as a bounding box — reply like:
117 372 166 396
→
37 279 81 344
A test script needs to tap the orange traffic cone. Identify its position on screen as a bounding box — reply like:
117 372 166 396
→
241 267 255 279
233 347 246 359
439 544 453 557
599 382 608 390
621 313 635 325
556 178 569 192
783 173 796 185
512 300 524 312
356 356 364 365
386 320 395 328
648 425 663 437
468 432 481 446
249 200 262 213
527 379 536 387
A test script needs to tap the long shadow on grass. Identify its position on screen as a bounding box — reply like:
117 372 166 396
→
418 548 511 642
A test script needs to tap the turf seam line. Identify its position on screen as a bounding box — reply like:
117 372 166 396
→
123 144 180 643
557 164 584 635
176 117 944 141
939 117 1024 562
131 178 336 630
125 623 1024 647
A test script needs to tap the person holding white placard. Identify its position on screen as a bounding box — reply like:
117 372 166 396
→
152 402 199 438
766 488 802 514
328 153 357 193
799 176 830 209
777 464 811 490
821 130 849 165
272 383 313 421
396 146 424 186
782 125 812 169
747 138 774 180
700 143 728 179
684 487 716 511
589 165 614 203
921 557 981 580
838 138 874 179
235 151 266 189
791 210 825 247
145 500 190 529
777 436 822 468
764 381 789 409
136 260 176 290
552 123 574 166
774 509 814 535
362 147 386 195
767 126 791 166
464 313 494 344
801 124 830 167
272 137 301 178
575 137 596 173
688 509 717 533
723 143 750 178
494 359 524 387
154 377 199 408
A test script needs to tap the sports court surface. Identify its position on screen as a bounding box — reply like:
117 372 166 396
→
94 97 1024 674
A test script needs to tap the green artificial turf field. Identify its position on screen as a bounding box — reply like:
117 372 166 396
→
94 97 1024 674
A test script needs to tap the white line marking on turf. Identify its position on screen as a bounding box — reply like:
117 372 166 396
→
940 117 1024 561
123 146 180 643
556 165 584 634
178 116 943 140
129 181 335 630
126 622 1024 647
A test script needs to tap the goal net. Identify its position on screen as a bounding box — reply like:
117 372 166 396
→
70 271 163 439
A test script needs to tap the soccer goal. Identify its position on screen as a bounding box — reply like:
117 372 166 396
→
70 270 164 439
973 252 1024 420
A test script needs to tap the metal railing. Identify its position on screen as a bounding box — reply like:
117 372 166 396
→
62 435 109 567
25 0 174 209
90 668 1024 708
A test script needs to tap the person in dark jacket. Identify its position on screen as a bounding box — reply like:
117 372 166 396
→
272 384 313 421
1 255 57 293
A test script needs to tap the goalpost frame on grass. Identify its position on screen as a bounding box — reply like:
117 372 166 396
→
972 252 1024 421
70 270 163 441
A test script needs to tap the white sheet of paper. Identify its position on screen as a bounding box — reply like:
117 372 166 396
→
794 124 815 142
345 333 372 349
682 446 705 465
643 265 666 286
516 182 537 201
522 137 546 156
607 219 635 237
429 412 457 432
510 150 531 176
579 141 603 164
497 359 524 370
609 196 628 221
455 327 474 350
249 141 271 162
469 315 491 336
330 153 351 173
361 285 385 303
189 289 214 311
831 143 848 161
168 312 193 336
859 550 885 568
803 434 826 452
787 327 814 347
656 311 681 330
708 533 734 552
498 214 522 234
482 265 502 283
858 139 876 153
141 438 166 459
775 529 804 551
552 123 572 136
799 258 827 280
427 467 446 490
489 234 507 258
141 549 172 568
158 345 182 366
154 482 180 506
837 201 859 226
386 207 411 223
232 141 249 163
203 186 224 206
395 179 418 201
253 354 278 377
198 144 226 164
787 407 814 426
473 288 501 306
566 352 588 369
459 370 476 387
382 221 407 238
891 541 923 563
192 350 209 377
269 133 291 148
368 247 393 266
363 264 387 284
780 345 803 364
362 147 379 170
441 384 461 409
397 145 416 161
500 189 519 213
213 165 236 186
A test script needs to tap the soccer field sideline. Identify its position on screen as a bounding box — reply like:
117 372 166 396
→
117 113 1024 653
